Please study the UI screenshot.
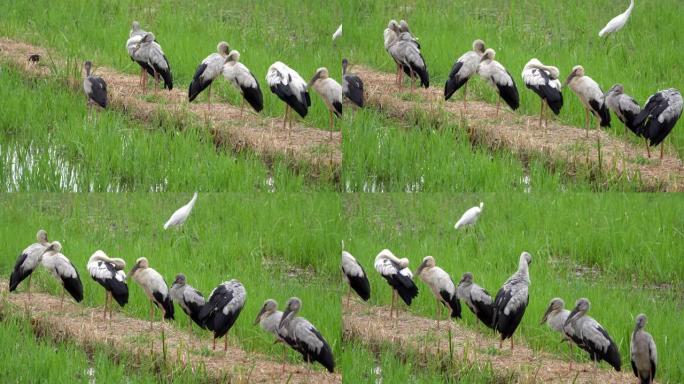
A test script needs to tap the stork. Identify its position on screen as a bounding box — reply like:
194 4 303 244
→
564 298 621 372
222 50 264 116
163 192 198 230
83 61 108 118
266 61 311 138
599 0 635 38
198 279 246 351
457 272 495 329
279 297 335 373
454 202 483 230
309 67 342 140
383 20 402 85
41 241 84 308
126 21 155 87
631 314 657 384
255 299 299 370
414 256 461 330
10 229 50 299
374 249 419 319
540 298 579 369
87 250 128 320
605 84 642 139
493 252 532 350
169 273 206 332
188 42 230 110
522 59 563 130
565 65 611 138
342 58 364 108
633 88 682 159
341 251 371 305
444 39 486 114
129 257 174 329
478 49 519 116
386 21 428 90
131 32 173 93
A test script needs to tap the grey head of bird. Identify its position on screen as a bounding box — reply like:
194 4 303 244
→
565 65 585 86
607 83 625 95
564 298 590 327
473 39 486 54
415 255 436 276
342 58 349 74
131 21 141 31
459 272 474 285
36 229 49 244
45 240 62 253
217 41 230 56
254 299 278 325
173 273 187 286
398 19 411 33
84 60 93 76
480 48 496 63
540 297 565 324
279 297 302 328
226 50 240 63
309 67 329 87
387 19 399 30
521 251 532 266
635 313 648 330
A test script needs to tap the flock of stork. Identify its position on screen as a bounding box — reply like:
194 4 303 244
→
342 202 657 384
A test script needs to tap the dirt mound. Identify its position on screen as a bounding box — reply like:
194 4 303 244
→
1 281 340 383
0 38 340 172
353 65 684 191
343 298 637 383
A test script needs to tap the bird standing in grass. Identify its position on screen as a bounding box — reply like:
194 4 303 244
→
126 21 155 87
565 65 611 137
309 67 342 140
41 241 84 308
605 84 642 138
222 50 263 115
599 0 635 38
457 272 495 329
279 297 335 373
374 249 419 319
478 49 519 116
444 39 486 114
414 256 461 330
266 61 311 138
633 88 682 159
631 314 657 384
131 32 173 93
198 279 246 351
255 299 299 371
342 58 364 108
83 61 108 116
10 229 50 299
189 42 230 111
163 192 198 230
87 250 128 320
170 273 206 331
540 297 579 369
341 250 371 305
386 21 429 90
493 252 531 351
454 202 483 230
564 298 621 372
522 58 563 130
129 257 175 328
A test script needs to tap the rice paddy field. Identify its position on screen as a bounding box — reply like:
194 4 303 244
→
0 0 682 383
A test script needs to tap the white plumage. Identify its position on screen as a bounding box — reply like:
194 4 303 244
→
478 49 519 112
454 202 483 229
444 39 486 106
522 59 563 125
374 249 419 317
332 24 342 43
87 250 128 316
41 241 84 304
309 67 343 138
414 256 461 326
188 42 230 105
222 50 263 113
599 0 635 37
266 61 311 125
341 250 371 302
565 65 611 132
163 192 198 230
129 257 174 321
10 229 49 295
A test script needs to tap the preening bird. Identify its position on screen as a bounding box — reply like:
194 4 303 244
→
414 256 461 329
222 50 263 115
563 298 621 372
266 61 311 135
332 24 342 45
279 297 335 373
457 272 495 329
341 251 371 305
454 202 483 230
385 21 429 90
493 252 532 350
10 229 50 298
83 61 108 114
198 279 246 351
131 32 173 93
309 67 343 139
478 49 519 115
599 0 635 38
163 192 198 230
374 249 419 319
126 21 155 87
522 59 563 129
631 314 657 384
633 88 682 159
87 250 128 320
605 84 642 136
41 241 84 307
129 257 175 328
169 273 206 331
342 58 364 108
188 42 230 109
444 39 486 113
565 65 611 137
255 299 300 370
398 20 421 49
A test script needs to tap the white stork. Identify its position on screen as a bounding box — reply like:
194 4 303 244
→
342 58 364 108
493 251 532 350
126 21 155 87
454 202 483 230
309 67 343 140
87 250 128 320
188 42 230 110
341 251 371 305
169 273 206 331
198 279 246 351
374 249 419 319
266 61 311 136
83 61 108 117
605 84 642 138
599 0 635 38
131 32 173 93
386 21 429 90
541 297 579 369
414 256 461 329
254 299 300 370
633 88 682 159
10 229 49 299
222 50 264 115
444 39 486 114
478 49 519 115
457 272 495 329
129 257 175 329
522 59 563 129
631 314 657 384
41 241 84 308
564 298 622 372
163 192 198 230
565 65 611 137
279 297 335 373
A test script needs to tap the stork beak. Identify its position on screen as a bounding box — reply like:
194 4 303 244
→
279 309 292 329
564 72 576 87
540 305 553 325
564 307 580 328
128 263 139 279
308 72 321 88
414 260 427 278
254 306 267 325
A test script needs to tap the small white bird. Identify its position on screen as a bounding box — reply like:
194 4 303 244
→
454 202 484 230
163 192 198 230
599 0 635 38
332 24 342 45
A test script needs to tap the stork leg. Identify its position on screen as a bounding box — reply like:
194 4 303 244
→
27 274 32 301
496 96 501 118
584 108 590 138
410 68 415 93
103 289 108 320
538 98 544 129
60 286 65 309
463 82 468 116
510 337 514 352
645 138 651 158
346 285 351 308
224 335 228 352
240 97 245 118
660 141 664 160
213 337 216 351
499 338 503 349
149 301 154 330
389 290 396 319
208 83 212 112
154 71 159 95
109 292 113 320
435 300 440 331
329 110 333 141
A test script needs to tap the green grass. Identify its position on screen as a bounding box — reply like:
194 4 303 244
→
343 193 684 382
0 193 343 372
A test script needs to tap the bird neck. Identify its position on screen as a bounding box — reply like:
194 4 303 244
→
626 0 635 15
